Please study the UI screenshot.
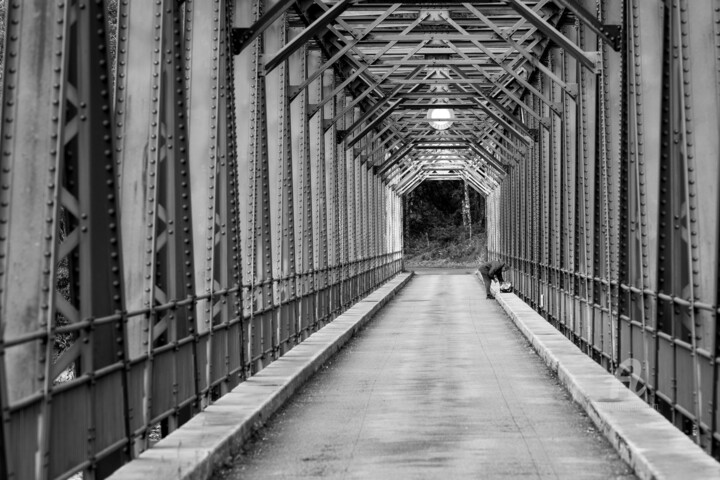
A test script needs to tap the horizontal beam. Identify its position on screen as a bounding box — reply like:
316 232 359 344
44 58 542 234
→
357 0 480 3
396 103 482 110
346 100 404 148
360 33 514 43
397 92 480 99
469 143 509 172
412 143 476 149
504 0 597 71
291 4 402 97
552 0 622 51
375 59 496 67
232 0 297 55
451 8 575 100
265 0 354 73
376 143 414 176
395 118 484 123
387 78 494 85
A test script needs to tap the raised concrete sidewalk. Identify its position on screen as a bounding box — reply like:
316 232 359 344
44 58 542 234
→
108 272 414 480
489 281 720 480
215 269 633 479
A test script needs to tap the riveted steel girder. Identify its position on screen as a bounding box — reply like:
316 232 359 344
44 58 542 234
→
10 0 720 475
552 0 622 51
1 1 128 477
232 0 297 54
505 0 597 71
265 0 356 73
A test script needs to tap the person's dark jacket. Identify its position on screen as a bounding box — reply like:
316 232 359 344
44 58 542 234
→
478 261 506 281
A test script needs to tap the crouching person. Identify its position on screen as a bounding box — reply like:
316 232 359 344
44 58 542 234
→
478 260 507 300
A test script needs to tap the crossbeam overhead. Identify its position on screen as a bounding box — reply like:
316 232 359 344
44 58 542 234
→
504 0 598 71
264 0 355 73
8 1 720 478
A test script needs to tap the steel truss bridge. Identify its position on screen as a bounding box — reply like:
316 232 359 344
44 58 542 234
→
0 0 719 478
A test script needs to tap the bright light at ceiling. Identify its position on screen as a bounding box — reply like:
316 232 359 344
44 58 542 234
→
427 67 453 130
427 107 453 130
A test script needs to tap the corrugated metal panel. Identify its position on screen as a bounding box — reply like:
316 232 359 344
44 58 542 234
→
657 337 675 402
49 384 88 478
8 403 40 480
211 329 228 385
176 343 196 406
93 372 126 453
677 347 695 418
127 362 146 433
151 351 175 420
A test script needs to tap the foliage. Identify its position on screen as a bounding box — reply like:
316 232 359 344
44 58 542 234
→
404 180 486 267
405 180 484 237
404 224 486 267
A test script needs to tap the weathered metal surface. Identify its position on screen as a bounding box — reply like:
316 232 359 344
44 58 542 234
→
2 0 720 477
0 1 403 478
488 0 720 459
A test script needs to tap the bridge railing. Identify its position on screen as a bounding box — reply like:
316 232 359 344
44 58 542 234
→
489 0 720 460
0 1 403 479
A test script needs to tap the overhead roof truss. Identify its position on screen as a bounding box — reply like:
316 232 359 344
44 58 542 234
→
238 0 621 195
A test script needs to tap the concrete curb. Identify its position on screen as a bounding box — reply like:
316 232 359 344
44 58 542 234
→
108 271 415 480
486 280 720 480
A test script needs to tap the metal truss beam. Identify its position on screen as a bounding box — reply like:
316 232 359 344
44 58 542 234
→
443 41 545 123
1 1 128 477
330 39 427 123
338 64 429 146
461 169 496 195
459 5 580 95
346 99 404 147
14 0 720 473
307 13 428 108
440 17 558 111
396 171 427 196
376 143 414 176
231 0 297 55
469 143 510 173
504 0 597 71
439 66 532 143
265 0 355 73
289 4 401 99
553 0 622 50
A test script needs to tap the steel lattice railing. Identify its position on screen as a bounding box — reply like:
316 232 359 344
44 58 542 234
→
0 1 403 478
488 0 720 461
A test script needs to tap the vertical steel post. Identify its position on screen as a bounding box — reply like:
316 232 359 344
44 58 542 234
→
186 0 227 396
0 2 68 477
288 33 313 342
625 0 663 405
308 50 326 329
264 2 296 357
234 0 274 373
323 70 339 320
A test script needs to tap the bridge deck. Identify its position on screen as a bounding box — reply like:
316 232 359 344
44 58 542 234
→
213 270 634 479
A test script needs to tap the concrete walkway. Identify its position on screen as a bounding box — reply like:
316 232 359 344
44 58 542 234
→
213 271 634 479
109 272 415 480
